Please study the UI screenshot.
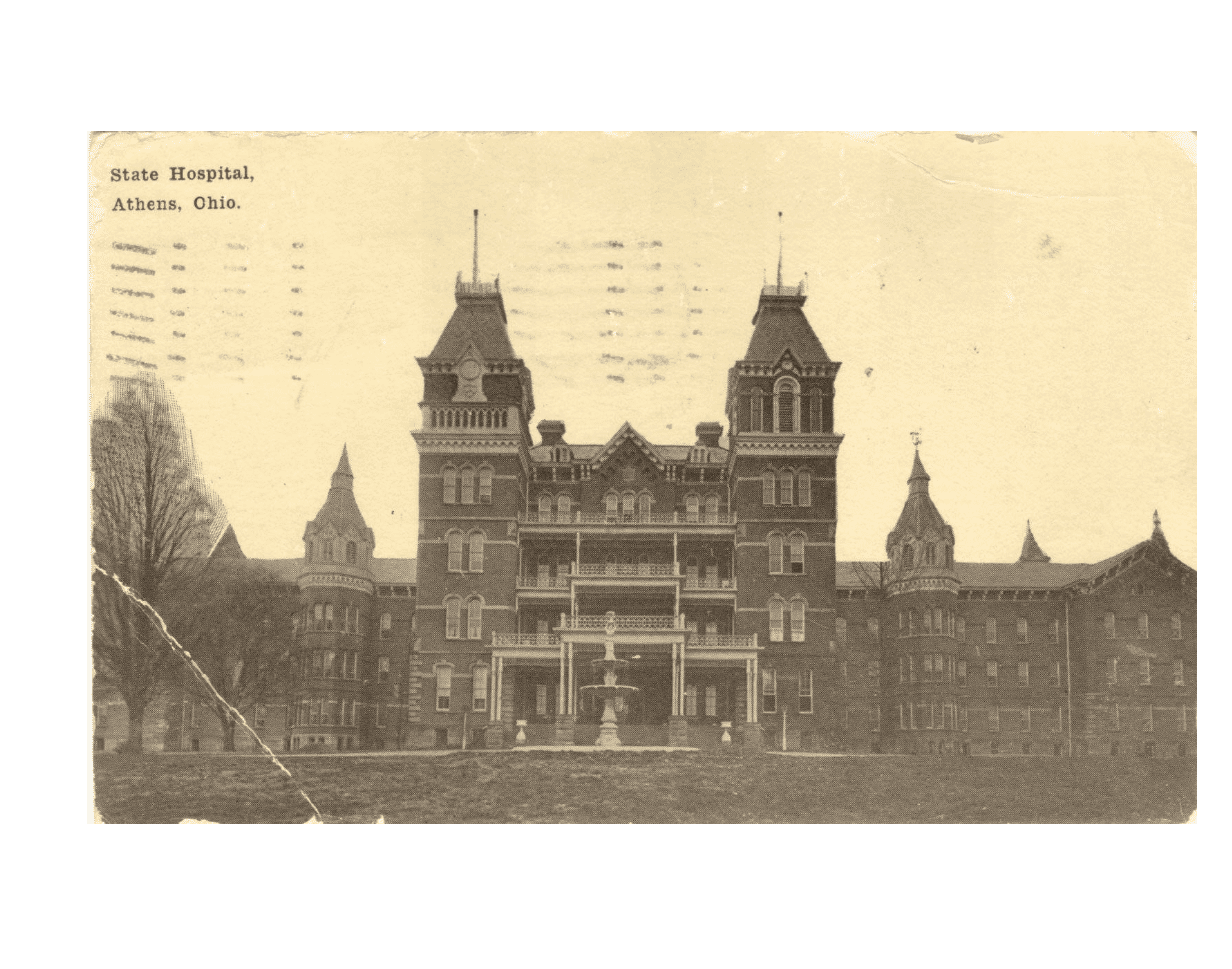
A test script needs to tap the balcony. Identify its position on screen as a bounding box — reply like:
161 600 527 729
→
559 615 684 631
518 511 735 527
517 575 573 590
687 634 758 651
492 633 560 649
682 576 736 592
578 563 676 577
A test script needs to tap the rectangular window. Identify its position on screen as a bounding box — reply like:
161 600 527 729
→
957 660 967 686
986 618 997 645
1050 662 1061 688
1054 707 1063 733
309 701 320 726
761 669 777 714
312 650 323 676
324 604 334 631
923 610 932 635
467 599 483 639
1104 612 1116 639
789 534 804 574
1018 661 1029 687
1139 659 1151 686
1050 619 1060 644
460 467 474 504
346 699 356 727
779 472 793 506
790 600 805 642
1138 612 1149 639
448 532 463 572
1107 657 1118 686
469 533 484 573
908 610 916 636
445 599 461 639
797 472 811 506
536 684 549 717
872 705 881 732
375 703 385 727
380 612 391 639
1017 618 1028 644
762 473 775 506
442 467 456 504
1020 708 1031 732
933 608 943 635
923 653 933 679
959 706 968 732
1173 659 1185 687
685 684 697 717
1142 705 1153 732
799 671 813 714
299 700 308 726
1110 703 1120 731
705 684 717 718
768 533 783 574
751 395 764 434
323 649 336 677
899 704 906 731
956 617 966 642
988 707 1000 732
479 467 492 504
313 603 323 630
986 661 998 687
435 666 451 712
1179 706 1187 733
378 656 390 683
867 617 879 638
909 655 917 683
1171 613 1182 639
473 666 488 713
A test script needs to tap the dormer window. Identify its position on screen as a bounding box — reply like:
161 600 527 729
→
925 544 936 566
324 541 334 560
346 541 357 564
555 447 570 464
691 447 707 463
902 544 914 569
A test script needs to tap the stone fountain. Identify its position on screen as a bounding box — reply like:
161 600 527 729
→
579 615 640 747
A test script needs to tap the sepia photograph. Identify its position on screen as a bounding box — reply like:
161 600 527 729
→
88 131 1197 824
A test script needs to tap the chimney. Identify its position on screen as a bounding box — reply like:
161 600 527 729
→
537 420 566 447
695 422 722 447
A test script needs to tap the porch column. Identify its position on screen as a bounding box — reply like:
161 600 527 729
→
745 659 753 722
752 652 759 724
558 638 567 716
567 643 575 715
679 637 686 712
671 642 679 716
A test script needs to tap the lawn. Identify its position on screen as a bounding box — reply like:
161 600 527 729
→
92 750 1197 824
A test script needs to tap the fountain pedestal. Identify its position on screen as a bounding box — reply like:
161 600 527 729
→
579 625 640 748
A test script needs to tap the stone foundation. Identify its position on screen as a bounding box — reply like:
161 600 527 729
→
668 716 689 747
483 722 506 749
740 722 764 750
554 714 576 746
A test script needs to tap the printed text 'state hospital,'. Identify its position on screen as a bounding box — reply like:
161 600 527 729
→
99 231 1198 758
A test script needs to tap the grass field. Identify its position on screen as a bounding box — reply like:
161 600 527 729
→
92 750 1197 824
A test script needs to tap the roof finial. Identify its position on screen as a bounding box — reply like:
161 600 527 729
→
472 209 479 285
776 211 784 292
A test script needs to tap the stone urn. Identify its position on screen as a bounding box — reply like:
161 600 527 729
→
515 720 527 745
720 721 732 744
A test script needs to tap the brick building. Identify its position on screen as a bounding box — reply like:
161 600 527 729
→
93 242 1197 758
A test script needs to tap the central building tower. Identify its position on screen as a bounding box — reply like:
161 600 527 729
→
725 277 843 747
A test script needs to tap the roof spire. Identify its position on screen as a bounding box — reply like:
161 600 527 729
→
472 209 479 285
908 448 930 495
331 444 354 490
1018 520 1051 563
776 211 784 291
1151 509 1169 549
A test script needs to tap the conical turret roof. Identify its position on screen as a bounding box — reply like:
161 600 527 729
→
306 445 374 544
1150 509 1170 551
886 450 954 554
209 523 245 559
1017 521 1051 563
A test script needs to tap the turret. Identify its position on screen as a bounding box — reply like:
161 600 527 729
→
885 450 957 592
301 445 375 576
1018 521 1051 563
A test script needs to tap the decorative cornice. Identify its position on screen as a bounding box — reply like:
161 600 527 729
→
730 435 843 458
888 575 961 596
297 572 376 595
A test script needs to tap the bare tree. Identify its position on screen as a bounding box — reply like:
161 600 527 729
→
169 561 298 751
92 375 221 751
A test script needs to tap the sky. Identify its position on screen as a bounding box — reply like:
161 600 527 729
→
89 131 1197 568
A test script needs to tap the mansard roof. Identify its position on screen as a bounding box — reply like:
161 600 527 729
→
742 284 832 365
424 280 517 362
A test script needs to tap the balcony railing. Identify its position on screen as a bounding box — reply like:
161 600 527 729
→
560 615 683 631
687 634 758 650
493 633 560 648
519 511 734 526
426 406 511 431
517 576 572 590
577 563 676 577
682 576 735 591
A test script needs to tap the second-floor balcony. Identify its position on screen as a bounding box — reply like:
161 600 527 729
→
519 511 735 527
560 614 684 631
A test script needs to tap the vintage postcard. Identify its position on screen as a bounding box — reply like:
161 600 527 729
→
88 131 1196 823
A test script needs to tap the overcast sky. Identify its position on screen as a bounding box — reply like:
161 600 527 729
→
89 131 1197 568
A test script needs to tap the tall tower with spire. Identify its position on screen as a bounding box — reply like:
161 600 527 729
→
293 445 377 750
411 212 534 748
882 449 963 751
725 234 843 743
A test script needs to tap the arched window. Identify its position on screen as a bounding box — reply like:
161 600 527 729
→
459 466 475 505
789 533 805 573
324 541 334 560
762 471 776 506
902 544 914 569
797 472 811 507
774 377 800 433
779 470 793 506
769 598 785 642
467 597 484 640
751 389 764 433
539 493 552 517
447 530 463 572
444 597 462 639
704 494 719 523
638 493 652 521
605 492 619 518
686 494 700 523
925 544 936 566
346 541 357 564
557 494 571 519
468 531 484 573
442 466 457 504
768 532 784 574
790 598 806 642
622 492 635 519
380 612 391 639
434 663 453 711
478 466 493 504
